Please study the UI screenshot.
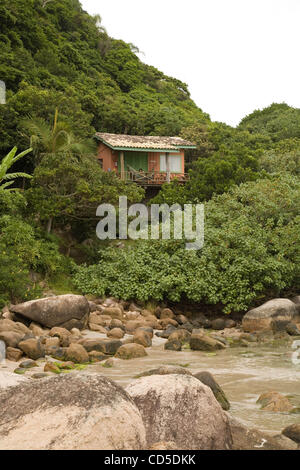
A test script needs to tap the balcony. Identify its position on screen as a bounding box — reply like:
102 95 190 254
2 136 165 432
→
121 170 190 186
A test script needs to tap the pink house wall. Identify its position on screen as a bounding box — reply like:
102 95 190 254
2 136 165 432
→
97 142 118 172
97 143 185 177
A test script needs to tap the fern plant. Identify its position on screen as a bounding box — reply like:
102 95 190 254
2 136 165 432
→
0 147 33 190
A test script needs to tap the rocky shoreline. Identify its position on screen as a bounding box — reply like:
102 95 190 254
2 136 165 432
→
0 294 299 450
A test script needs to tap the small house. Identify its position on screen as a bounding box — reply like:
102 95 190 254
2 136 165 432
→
95 132 197 186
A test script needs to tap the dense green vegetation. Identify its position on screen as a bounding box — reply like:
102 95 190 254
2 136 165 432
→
0 0 207 157
0 0 299 312
74 175 300 313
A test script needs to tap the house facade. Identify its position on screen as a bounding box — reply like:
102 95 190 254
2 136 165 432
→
95 132 197 186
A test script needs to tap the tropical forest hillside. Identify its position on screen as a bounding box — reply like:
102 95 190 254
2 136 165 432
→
0 0 299 313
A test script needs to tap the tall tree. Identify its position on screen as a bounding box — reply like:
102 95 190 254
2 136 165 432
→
21 109 96 160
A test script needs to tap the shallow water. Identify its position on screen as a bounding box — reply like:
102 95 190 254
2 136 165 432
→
93 335 300 433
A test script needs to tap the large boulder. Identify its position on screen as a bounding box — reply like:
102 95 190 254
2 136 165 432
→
292 296 300 314
126 374 232 450
194 371 230 411
10 295 89 329
228 414 297 450
0 374 146 450
242 299 298 332
282 424 300 448
0 371 28 389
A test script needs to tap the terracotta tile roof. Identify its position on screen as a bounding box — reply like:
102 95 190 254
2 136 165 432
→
95 133 196 150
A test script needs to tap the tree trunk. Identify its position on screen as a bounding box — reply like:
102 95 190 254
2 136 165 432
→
46 217 53 234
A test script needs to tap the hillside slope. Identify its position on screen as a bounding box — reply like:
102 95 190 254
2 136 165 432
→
0 0 209 154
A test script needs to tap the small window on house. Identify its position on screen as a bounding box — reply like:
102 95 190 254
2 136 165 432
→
160 154 182 173
170 156 182 173
98 159 103 169
160 154 166 172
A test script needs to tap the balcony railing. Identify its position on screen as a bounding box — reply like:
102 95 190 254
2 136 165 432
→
121 170 190 186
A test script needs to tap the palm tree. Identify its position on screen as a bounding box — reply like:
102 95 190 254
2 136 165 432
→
0 147 32 190
21 109 96 160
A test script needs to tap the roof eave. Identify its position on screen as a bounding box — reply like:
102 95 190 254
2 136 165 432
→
95 134 196 152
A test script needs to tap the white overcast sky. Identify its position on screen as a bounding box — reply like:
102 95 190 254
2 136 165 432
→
80 0 300 126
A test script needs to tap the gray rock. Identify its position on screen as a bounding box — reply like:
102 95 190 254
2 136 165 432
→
136 365 192 378
10 295 89 329
32 373 49 379
18 338 45 360
126 374 232 450
0 371 28 389
164 339 182 351
224 319 236 329
0 331 23 348
227 414 297 450
194 371 230 411
0 374 146 450
292 296 300 313
180 322 194 332
19 360 37 369
211 318 226 331
271 319 290 333
282 424 300 446
190 332 226 351
155 325 176 339
242 299 298 332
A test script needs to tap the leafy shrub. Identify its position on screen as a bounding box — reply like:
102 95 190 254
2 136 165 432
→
74 174 300 313
0 191 72 306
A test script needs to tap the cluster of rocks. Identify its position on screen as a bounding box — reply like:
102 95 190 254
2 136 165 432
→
0 364 298 450
0 295 299 372
0 294 241 368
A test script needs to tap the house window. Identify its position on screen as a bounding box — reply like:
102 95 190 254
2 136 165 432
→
160 154 182 173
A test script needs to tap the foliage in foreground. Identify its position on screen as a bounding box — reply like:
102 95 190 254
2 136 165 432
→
74 175 300 313
0 147 32 189
0 191 72 307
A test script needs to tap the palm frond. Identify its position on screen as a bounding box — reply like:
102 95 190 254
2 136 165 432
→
0 181 14 190
0 147 33 188
12 147 33 164
2 172 32 181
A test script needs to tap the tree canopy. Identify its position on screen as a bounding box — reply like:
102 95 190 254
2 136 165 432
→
0 0 299 312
